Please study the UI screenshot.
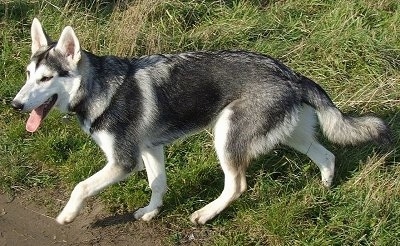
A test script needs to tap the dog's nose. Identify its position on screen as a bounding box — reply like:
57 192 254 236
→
11 100 24 111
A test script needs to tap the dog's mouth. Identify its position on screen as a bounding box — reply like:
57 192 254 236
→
26 94 58 133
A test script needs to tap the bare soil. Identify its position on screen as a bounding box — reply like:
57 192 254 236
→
0 190 170 246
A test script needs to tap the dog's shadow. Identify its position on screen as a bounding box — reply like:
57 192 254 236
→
91 212 137 228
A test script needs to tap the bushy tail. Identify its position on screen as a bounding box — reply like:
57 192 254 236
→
300 76 391 146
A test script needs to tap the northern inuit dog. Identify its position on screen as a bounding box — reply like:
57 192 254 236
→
12 19 390 225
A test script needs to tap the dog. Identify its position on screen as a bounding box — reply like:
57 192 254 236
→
11 18 390 225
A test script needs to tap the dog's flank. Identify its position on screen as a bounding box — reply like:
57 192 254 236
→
12 18 391 225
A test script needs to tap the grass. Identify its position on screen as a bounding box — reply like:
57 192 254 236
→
1 0 399 244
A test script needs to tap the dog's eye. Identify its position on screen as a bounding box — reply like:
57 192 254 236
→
40 76 53 82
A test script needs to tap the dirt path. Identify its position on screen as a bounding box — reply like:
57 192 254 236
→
0 191 168 246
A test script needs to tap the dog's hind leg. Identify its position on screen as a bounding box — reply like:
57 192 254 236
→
134 145 167 221
287 139 335 187
56 131 131 224
285 105 335 187
190 107 248 225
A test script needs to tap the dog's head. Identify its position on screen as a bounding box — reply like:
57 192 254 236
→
12 18 82 132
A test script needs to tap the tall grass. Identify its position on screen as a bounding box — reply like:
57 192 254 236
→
1 0 399 244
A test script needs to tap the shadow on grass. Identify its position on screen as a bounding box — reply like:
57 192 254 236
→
0 2 36 43
59 0 122 16
0 1 35 22
0 0 122 23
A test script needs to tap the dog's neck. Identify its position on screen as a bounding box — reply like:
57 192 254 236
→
68 50 138 134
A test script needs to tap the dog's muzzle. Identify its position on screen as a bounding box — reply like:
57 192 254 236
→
11 100 24 111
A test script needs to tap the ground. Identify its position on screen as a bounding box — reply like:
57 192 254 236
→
0 190 170 246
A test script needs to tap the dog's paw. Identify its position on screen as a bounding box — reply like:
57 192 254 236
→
321 168 334 188
134 206 159 221
322 177 333 188
55 203 82 225
56 210 77 225
190 208 216 225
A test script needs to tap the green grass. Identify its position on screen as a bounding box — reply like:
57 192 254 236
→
1 0 399 244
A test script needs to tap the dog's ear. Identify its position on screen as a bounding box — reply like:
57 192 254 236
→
31 18 52 54
55 26 81 64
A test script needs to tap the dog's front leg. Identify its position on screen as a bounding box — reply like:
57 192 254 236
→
56 162 130 224
134 145 167 221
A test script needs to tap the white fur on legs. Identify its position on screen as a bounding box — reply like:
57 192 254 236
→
56 162 129 224
285 106 335 187
190 168 244 224
56 130 130 224
134 145 167 221
309 142 335 187
190 108 246 225
288 139 335 187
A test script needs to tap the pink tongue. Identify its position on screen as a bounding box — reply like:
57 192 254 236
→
26 106 45 133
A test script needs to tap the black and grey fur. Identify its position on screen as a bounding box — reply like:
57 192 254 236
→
12 19 391 225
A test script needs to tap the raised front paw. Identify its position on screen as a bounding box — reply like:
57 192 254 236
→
56 208 79 225
55 199 84 225
134 206 160 221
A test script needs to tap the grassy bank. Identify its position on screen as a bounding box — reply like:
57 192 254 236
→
1 0 399 244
